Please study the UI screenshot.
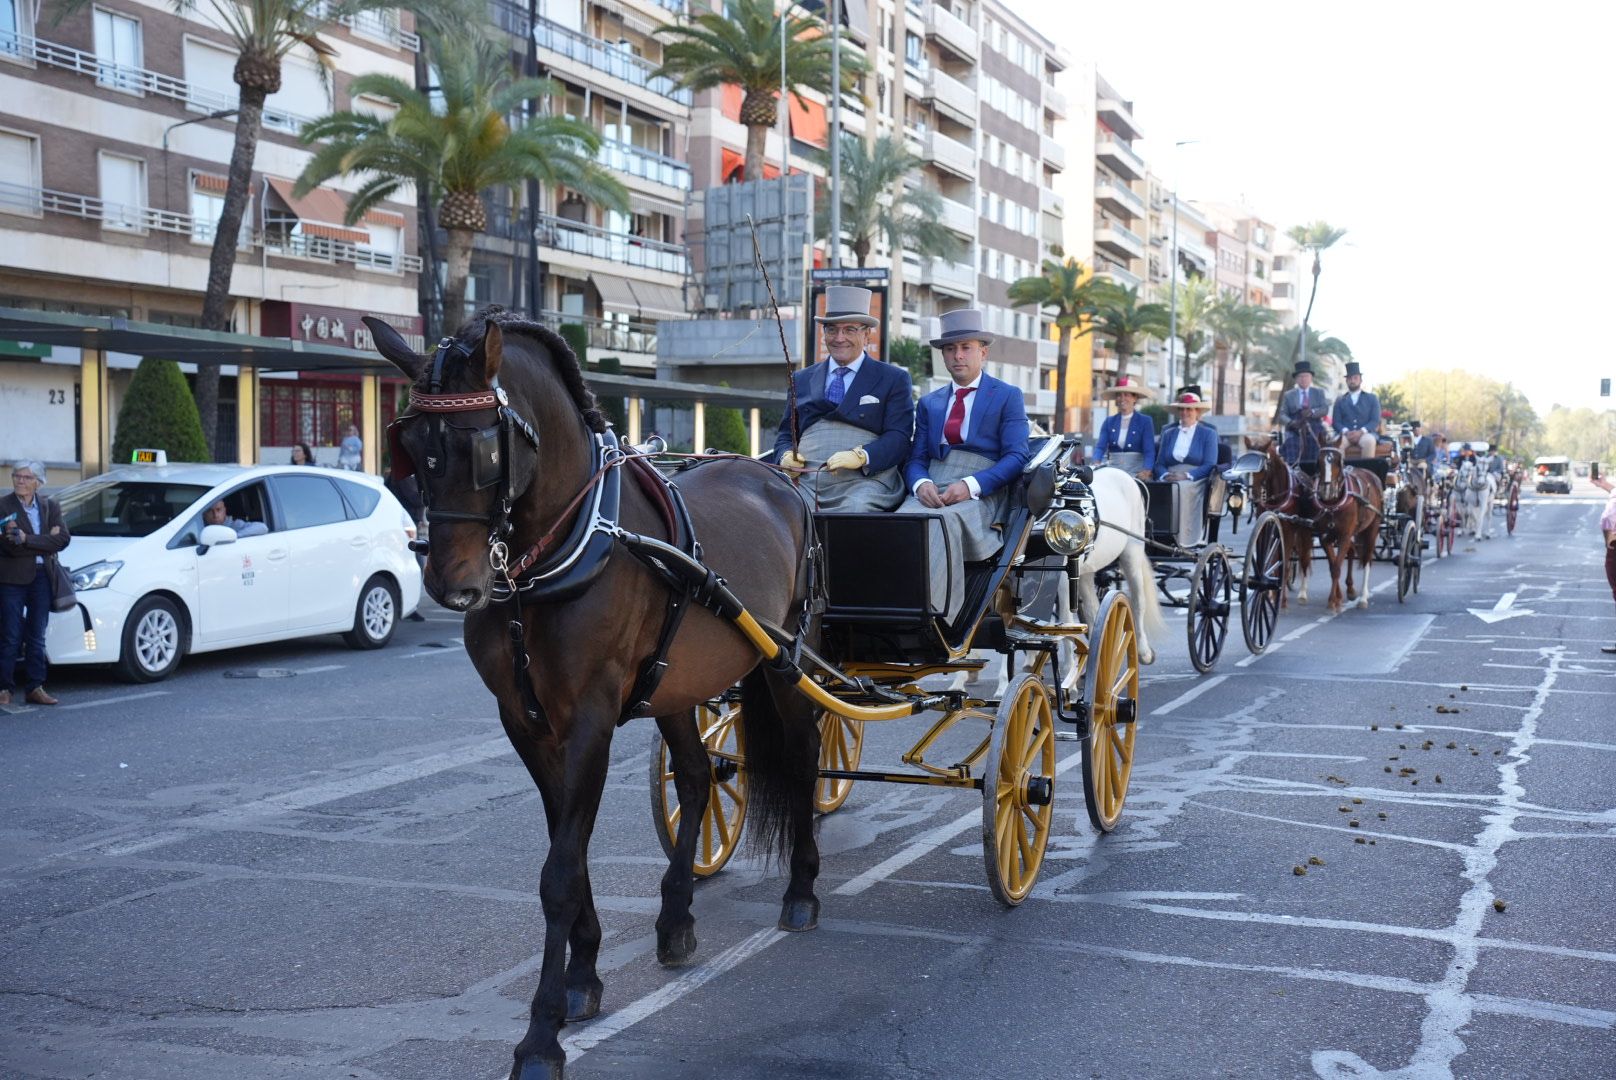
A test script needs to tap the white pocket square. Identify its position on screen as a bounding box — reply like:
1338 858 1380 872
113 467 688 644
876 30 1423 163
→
858 394 880 405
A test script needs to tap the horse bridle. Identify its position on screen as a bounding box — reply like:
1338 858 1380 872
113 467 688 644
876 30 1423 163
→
388 337 541 547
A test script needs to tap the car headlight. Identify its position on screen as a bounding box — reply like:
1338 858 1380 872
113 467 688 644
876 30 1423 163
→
1043 508 1095 556
70 560 122 591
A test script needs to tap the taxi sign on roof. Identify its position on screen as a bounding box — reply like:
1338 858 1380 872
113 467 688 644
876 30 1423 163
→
131 449 168 465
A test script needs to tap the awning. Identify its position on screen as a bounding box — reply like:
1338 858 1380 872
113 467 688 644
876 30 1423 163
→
193 172 229 194
627 281 688 321
720 147 780 183
591 273 640 312
788 94 828 148
721 84 744 123
363 208 406 228
266 177 370 244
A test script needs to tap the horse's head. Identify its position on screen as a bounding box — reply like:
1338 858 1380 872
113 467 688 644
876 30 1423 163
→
1250 438 1291 508
367 314 545 612
1318 447 1345 504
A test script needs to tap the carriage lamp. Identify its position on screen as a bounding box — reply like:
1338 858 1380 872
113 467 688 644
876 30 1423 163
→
1228 488 1245 514
1043 508 1095 556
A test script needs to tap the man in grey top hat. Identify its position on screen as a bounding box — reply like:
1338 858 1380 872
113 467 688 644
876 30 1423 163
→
1330 361 1381 457
775 286 914 511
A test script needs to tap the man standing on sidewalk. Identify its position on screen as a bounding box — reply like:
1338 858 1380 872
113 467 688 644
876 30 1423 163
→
1 460 71 706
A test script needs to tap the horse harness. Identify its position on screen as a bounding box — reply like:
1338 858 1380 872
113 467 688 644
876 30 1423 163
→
389 337 708 733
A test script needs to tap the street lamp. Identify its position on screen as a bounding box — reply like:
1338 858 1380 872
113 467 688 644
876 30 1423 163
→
1164 138 1196 396
161 108 238 152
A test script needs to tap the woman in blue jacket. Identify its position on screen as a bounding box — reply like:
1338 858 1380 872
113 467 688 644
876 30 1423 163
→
1154 391 1221 546
1091 376 1156 478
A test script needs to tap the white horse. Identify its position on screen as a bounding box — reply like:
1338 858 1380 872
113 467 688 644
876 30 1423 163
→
1457 458 1496 540
1058 465 1167 665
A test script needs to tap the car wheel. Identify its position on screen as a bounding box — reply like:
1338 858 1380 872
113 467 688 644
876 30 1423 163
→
118 595 185 683
344 575 399 650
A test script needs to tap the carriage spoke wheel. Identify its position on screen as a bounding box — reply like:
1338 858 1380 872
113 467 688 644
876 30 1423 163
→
1082 591 1140 834
1241 512 1286 655
1187 546 1233 674
1397 521 1422 602
814 713 864 814
649 700 747 878
981 674 1056 906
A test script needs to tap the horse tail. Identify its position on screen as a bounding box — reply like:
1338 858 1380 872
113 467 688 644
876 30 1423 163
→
737 666 814 863
1127 541 1168 645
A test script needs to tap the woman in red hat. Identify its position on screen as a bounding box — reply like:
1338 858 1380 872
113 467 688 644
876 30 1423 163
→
1153 391 1220 547
1091 376 1156 479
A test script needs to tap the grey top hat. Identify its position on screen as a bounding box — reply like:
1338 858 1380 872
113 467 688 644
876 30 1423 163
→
1343 361 1362 377
813 285 879 328
930 308 994 348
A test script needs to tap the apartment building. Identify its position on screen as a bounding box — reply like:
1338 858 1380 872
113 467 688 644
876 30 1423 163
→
0 1 424 473
477 0 692 373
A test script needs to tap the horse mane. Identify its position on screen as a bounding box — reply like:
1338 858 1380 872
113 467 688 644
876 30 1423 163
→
452 305 607 434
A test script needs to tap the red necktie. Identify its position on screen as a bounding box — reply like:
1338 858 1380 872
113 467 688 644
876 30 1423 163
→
943 386 974 446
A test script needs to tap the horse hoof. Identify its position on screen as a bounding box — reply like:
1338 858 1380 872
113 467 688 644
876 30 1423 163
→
512 1057 565 1080
657 924 699 967
565 983 602 1023
778 896 820 932
1139 647 1156 666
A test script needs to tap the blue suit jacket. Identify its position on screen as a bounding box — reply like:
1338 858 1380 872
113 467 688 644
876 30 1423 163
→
1092 412 1156 473
1153 423 1220 481
774 355 914 472
903 374 1031 497
1331 390 1382 434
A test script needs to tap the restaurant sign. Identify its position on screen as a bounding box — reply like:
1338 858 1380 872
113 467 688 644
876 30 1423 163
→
261 301 425 356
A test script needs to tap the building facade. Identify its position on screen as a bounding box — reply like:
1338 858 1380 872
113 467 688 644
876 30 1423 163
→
0 1 424 474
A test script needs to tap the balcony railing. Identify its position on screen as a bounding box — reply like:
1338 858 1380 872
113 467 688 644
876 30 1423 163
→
537 309 662 353
534 212 688 275
1095 176 1145 216
1096 136 1144 180
0 30 315 133
921 256 975 297
1041 133 1066 171
939 196 975 237
0 179 419 272
924 2 978 62
524 14 692 106
923 129 975 179
309 3 420 51
597 139 691 191
923 66 976 122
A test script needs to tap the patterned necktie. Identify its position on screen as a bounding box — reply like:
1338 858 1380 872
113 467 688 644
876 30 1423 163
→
827 364 849 406
943 386 975 446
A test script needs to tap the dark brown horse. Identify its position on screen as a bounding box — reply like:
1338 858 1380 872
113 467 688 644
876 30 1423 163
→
365 308 823 1080
1248 438 1316 608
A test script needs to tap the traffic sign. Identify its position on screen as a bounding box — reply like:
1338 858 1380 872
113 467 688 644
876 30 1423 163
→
810 267 890 282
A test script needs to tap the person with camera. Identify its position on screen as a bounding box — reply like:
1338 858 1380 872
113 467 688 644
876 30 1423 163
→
1594 465 1615 655
1 460 71 706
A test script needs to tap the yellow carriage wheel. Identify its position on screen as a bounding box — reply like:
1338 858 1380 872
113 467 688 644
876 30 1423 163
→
814 713 865 814
981 673 1057 906
1081 590 1140 833
649 700 748 877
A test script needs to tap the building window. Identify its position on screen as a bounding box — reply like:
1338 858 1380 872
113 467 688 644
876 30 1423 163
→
98 151 146 232
188 172 251 247
1 0 30 58
0 128 40 216
93 8 143 93
903 31 921 69
357 221 402 270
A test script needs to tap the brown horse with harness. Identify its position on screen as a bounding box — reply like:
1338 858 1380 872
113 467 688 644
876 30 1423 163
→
1249 436 1386 614
367 308 828 1080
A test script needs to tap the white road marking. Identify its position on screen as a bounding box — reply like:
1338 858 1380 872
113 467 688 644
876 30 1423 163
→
57 690 170 711
290 664 346 676
1151 673 1229 715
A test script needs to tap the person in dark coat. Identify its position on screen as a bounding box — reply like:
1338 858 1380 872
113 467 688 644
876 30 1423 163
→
1330 361 1381 457
1278 361 1329 465
1091 376 1156 478
0 460 70 706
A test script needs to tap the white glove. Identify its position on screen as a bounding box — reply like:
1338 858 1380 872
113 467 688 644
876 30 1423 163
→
781 450 807 470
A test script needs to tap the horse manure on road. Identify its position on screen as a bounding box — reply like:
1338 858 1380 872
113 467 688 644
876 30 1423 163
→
1308 856 1326 866
1493 898 1508 912
1294 865 1308 876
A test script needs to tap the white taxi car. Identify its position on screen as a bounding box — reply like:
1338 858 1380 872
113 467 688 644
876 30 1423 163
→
47 462 423 682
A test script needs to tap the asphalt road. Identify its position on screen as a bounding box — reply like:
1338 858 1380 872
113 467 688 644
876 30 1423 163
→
2 478 1612 1080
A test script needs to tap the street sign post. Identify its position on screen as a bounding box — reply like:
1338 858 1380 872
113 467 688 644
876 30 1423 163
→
810 268 890 282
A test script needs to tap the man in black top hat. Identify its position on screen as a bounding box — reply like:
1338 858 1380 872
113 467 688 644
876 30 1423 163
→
1330 361 1381 457
1278 360 1329 465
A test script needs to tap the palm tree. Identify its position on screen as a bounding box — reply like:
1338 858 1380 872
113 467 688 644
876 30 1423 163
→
814 134 962 268
654 0 865 184
1173 276 1216 388
1089 282 1170 384
1208 301 1278 417
1007 258 1105 434
295 26 627 324
53 0 453 455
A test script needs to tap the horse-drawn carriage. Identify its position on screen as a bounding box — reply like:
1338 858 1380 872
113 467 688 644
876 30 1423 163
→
650 433 1142 905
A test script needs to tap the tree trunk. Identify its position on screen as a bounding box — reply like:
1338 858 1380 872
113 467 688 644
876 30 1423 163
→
1238 348 1249 428
441 227 475 331
197 84 268 459
852 234 870 267
1213 342 1227 413
1114 332 1132 382
743 120 769 184
1054 325 1070 434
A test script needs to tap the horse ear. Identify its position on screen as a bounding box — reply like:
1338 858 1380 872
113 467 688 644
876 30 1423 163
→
482 322 504 385
362 316 425 381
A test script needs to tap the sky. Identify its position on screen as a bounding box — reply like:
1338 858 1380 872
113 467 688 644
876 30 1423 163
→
1018 0 1616 416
